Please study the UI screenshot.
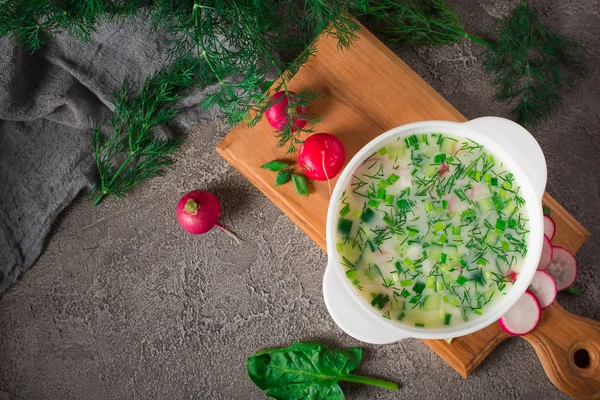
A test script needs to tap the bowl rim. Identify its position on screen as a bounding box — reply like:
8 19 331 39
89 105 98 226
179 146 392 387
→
325 119 544 339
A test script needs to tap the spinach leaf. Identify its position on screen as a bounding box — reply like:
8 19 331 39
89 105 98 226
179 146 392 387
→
246 342 398 399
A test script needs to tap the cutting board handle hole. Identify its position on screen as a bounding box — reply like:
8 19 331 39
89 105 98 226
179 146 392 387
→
573 349 591 369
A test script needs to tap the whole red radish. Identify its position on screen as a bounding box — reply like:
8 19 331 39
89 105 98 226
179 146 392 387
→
298 133 346 181
176 190 239 243
265 91 307 131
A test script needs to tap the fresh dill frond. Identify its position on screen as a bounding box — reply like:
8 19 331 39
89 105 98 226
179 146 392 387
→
90 55 199 205
482 4 585 125
360 0 488 46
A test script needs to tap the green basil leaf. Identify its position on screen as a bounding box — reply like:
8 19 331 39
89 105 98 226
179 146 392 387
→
275 169 291 186
292 174 309 196
542 205 551 216
562 286 582 296
246 342 398 400
261 160 290 172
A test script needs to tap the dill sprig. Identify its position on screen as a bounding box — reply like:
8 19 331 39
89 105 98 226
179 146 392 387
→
361 0 585 125
90 56 199 205
360 0 491 47
0 0 362 203
482 3 585 125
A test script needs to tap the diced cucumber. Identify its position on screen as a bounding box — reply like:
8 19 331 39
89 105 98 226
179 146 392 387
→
485 231 499 246
364 264 382 280
477 197 495 213
440 137 457 154
426 276 435 289
429 243 443 261
424 165 438 176
423 294 441 311
445 245 459 264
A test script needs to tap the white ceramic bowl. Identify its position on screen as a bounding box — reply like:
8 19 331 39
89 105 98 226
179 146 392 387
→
323 117 546 343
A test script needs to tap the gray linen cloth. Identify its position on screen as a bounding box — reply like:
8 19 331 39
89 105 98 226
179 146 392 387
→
0 19 221 293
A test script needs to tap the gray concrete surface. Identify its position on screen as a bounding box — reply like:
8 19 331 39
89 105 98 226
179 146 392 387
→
1 1 599 399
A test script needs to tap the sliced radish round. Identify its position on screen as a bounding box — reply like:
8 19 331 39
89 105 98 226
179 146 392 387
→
537 235 553 270
544 215 556 241
528 270 557 309
545 246 578 291
498 290 541 336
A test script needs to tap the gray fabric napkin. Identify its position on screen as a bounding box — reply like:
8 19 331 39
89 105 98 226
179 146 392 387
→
0 18 221 294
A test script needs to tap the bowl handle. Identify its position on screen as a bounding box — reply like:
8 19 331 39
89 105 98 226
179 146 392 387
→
464 117 547 201
323 262 409 344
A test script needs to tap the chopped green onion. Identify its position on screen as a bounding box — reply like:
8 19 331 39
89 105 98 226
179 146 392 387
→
387 173 400 184
337 219 352 236
360 207 375 223
397 199 411 210
367 199 381 209
456 275 469 286
400 279 413 287
378 147 388 156
495 218 507 232
415 323 425 328
339 204 350 217
405 135 419 148
378 180 391 189
412 282 426 295
444 313 452 325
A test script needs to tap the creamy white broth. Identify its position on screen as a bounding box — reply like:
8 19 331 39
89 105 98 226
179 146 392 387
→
335 133 529 328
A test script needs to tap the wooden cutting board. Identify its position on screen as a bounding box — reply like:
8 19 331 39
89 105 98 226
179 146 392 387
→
217 22 598 399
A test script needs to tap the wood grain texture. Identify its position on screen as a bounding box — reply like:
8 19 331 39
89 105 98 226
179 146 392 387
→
216 21 595 396
525 303 600 400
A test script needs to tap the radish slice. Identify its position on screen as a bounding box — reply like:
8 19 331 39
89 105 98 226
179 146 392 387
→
544 215 556 241
545 246 578 291
537 235 553 270
498 290 541 336
528 270 557 309
506 270 517 283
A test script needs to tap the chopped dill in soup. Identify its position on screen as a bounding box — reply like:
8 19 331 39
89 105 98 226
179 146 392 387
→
335 133 529 328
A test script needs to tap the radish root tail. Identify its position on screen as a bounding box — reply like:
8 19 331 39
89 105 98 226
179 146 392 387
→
215 224 241 245
322 151 331 197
